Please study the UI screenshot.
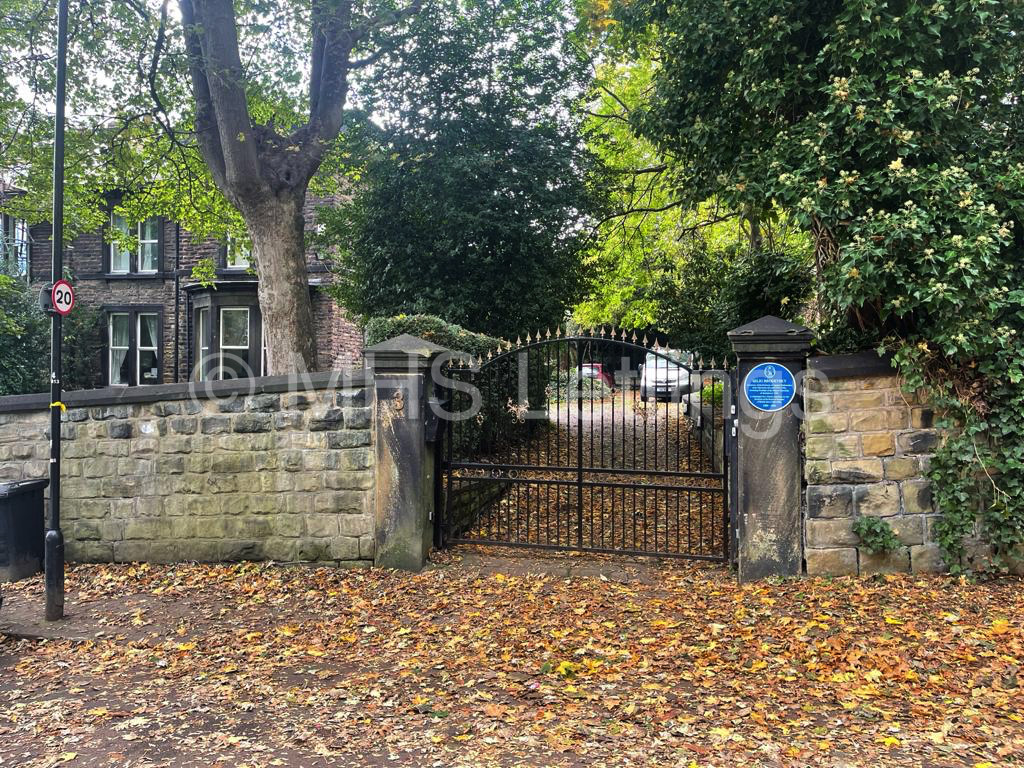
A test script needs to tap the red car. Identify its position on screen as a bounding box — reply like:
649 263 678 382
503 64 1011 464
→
580 363 615 389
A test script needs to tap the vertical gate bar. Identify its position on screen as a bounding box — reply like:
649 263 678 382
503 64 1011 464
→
721 371 731 561
444 382 454 547
576 338 584 549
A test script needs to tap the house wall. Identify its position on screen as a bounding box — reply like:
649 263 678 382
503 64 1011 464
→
27 199 363 386
0 373 375 566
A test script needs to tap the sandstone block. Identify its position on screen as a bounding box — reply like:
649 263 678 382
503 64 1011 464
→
854 483 900 517
883 457 919 481
898 430 940 455
330 536 360 561
860 547 911 575
910 543 946 573
342 407 372 430
831 459 884 483
861 433 895 457
806 485 853 519
806 518 858 547
901 479 933 515
309 408 345 431
807 413 848 434
805 547 858 577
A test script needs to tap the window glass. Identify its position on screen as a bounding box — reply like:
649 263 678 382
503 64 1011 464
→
109 313 130 385
110 214 130 273
1 216 29 277
226 235 251 269
138 217 160 272
219 307 251 379
137 313 159 384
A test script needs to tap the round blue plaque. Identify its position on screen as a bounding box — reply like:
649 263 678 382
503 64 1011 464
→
743 362 796 412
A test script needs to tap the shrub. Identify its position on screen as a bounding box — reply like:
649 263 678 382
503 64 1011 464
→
366 314 549 460
700 380 724 408
852 517 902 556
0 274 48 395
548 370 613 402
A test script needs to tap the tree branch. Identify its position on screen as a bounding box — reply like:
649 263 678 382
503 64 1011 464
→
179 0 227 191
187 0 261 198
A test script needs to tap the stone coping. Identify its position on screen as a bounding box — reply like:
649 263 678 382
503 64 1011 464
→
808 350 895 380
0 370 374 415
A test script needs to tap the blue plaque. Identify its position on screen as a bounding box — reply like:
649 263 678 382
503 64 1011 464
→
743 362 796 412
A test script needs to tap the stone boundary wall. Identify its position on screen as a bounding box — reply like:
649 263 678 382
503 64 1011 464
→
0 373 375 567
802 352 945 576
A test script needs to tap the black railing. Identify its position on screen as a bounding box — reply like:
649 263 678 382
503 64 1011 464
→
438 332 732 561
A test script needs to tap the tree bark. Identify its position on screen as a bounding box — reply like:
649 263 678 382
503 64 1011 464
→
246 193 319 374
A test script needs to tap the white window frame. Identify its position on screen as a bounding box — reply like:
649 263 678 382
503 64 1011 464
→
137 217 160 274
108 313 131 385
219 307 251 378
136 312 159 385
196 307 210 382
110 213 131 274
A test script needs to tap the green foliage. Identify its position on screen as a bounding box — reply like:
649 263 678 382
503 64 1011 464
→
574 56 814 357
61 303 104 392
364 314 504 358
548 371 613 402
0 274 47 395
700 380 723 408
191 258 219 290
321 0 601 339
852 517 902 557
619 0 1024 569
0 273 101 395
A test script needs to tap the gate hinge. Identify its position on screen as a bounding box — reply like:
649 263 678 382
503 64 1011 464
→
732 418 739 437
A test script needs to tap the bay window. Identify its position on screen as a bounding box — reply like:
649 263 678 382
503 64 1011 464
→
190 290 263 381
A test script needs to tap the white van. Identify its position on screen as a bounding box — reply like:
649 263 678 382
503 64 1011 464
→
639 350 693 402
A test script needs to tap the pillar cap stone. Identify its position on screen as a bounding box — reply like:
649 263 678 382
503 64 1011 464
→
728 315 813 358
364 334 449 373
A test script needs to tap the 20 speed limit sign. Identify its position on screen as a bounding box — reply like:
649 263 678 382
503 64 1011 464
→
51 279 75 316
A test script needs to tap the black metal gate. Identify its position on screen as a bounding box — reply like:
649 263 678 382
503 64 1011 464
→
437 329 732 561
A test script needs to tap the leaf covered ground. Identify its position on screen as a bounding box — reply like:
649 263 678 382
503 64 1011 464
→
0 552 1021 767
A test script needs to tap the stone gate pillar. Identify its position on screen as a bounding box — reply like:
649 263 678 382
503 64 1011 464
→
364 334 447 571
728 316 813 581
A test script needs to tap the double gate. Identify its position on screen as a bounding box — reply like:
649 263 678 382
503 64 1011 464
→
436 330 733 561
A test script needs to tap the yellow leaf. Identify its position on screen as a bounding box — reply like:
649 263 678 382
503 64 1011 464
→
880 736 901 748
175 642 196 652
59 753 77 762
884 615 904 625
277 626 300 637
864 669 883 683
990 619 1011 635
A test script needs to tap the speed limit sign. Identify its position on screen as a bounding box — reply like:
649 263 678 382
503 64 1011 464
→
51 279 75 316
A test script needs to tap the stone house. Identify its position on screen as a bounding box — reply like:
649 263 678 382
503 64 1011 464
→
3 185 363 387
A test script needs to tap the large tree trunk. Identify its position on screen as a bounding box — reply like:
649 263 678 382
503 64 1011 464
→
246 193 319 373
177 0 420 374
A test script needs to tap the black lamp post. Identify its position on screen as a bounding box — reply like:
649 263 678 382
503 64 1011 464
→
45 0 69 622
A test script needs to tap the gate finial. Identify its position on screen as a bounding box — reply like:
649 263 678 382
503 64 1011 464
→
555 326 562 338
545 328 552 339
515 335 522 348
642 332 649 347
